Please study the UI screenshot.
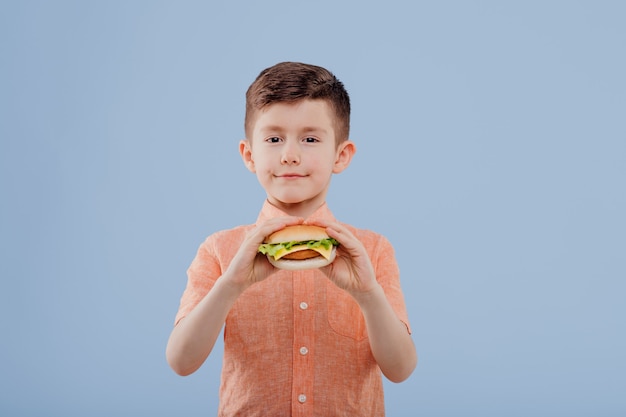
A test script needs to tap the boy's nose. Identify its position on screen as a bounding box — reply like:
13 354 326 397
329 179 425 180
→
281 153 300 165
281 144 300 165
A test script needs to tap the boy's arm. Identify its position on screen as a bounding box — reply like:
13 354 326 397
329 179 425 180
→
352 284 417 383
166 275 244 376
166 216 304 376
317 221 417 382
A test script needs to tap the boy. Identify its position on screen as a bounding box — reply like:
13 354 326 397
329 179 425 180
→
166 62 417 416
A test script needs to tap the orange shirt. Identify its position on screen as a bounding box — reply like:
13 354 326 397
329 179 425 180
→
174 201 411 416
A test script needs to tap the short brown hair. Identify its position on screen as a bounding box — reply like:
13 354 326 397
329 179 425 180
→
245 62 351 143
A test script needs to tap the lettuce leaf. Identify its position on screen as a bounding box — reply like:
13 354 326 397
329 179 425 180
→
258 238 339 257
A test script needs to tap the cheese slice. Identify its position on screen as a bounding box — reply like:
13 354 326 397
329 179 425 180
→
273 243 334 261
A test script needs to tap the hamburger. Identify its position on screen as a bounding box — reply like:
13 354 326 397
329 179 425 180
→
258 225 339 270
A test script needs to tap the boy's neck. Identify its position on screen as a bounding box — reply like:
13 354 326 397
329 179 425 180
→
267 199 326 219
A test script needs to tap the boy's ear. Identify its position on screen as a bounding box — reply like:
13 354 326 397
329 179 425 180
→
333 140 356 174
239 139 256 173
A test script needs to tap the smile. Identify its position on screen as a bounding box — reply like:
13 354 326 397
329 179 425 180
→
276 173 306 179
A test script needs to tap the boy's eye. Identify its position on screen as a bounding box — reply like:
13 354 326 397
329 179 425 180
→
303 137 318 143
266 137 282 143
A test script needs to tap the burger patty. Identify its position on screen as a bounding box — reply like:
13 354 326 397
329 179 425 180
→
281 249 320 260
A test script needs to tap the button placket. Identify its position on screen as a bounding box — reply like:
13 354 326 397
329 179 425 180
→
292 271 315 414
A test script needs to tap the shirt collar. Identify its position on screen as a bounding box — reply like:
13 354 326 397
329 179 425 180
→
255 200 337 225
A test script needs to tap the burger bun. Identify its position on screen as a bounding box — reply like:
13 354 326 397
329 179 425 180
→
265 225 330 244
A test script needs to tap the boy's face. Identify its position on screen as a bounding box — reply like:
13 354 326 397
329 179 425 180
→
240 99 354 215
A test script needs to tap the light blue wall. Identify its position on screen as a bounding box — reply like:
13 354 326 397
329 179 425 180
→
1 1 624 415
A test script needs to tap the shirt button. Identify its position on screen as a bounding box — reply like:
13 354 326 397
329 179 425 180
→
299 302 308 310
299 346 309 355
298 394 307 403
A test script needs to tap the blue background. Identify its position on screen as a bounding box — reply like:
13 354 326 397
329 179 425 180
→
1 1 624 416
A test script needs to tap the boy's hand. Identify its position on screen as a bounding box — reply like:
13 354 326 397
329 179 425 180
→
224 216 303 291
315 221 380 297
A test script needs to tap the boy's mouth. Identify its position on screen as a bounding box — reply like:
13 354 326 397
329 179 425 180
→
277 173 307 179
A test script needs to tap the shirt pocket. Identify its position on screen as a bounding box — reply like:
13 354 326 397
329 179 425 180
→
325 281 367 341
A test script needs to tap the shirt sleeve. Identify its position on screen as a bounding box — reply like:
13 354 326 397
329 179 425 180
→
174 235 222 325
370 233 412 334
